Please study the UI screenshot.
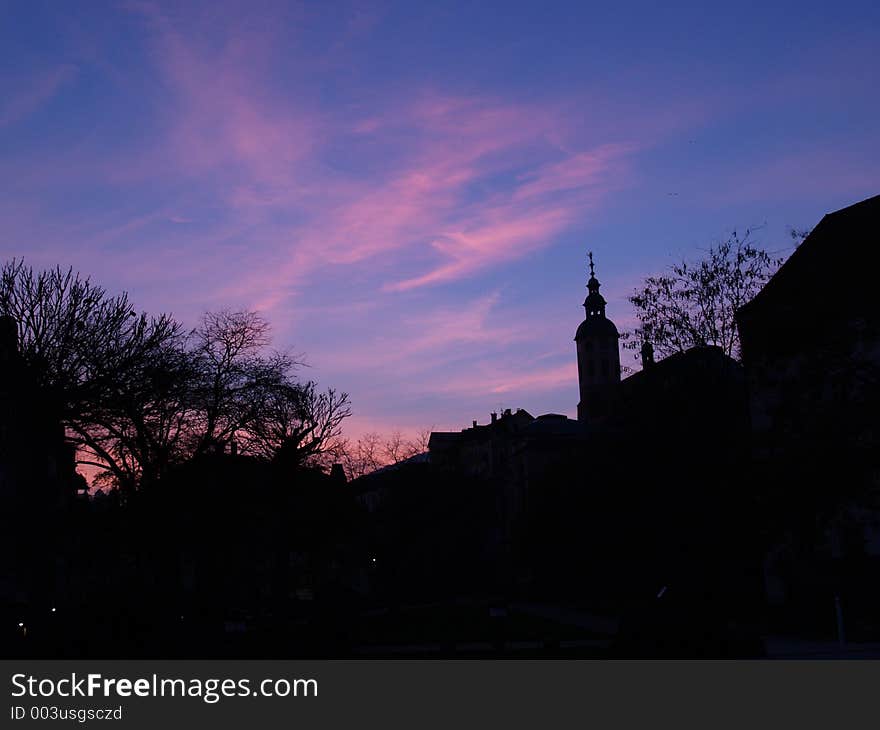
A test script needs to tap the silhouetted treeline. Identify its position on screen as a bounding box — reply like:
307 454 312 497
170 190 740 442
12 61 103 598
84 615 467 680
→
0 260 351 496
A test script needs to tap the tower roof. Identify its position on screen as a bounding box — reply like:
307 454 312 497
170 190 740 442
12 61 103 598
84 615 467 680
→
575 316 620 339
576 251 618 339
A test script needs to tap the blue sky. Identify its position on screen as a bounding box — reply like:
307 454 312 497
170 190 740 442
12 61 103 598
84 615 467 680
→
2 0 878 440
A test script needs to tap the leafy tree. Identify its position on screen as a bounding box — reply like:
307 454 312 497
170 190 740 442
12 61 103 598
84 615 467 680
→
627 231 784 361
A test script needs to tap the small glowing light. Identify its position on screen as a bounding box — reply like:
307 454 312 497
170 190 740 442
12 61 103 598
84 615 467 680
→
371 557 377 563
51 607 56 613
18 622 24 627
656 586 667 599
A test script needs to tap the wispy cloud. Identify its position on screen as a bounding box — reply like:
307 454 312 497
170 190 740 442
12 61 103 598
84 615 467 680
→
385 143 631 292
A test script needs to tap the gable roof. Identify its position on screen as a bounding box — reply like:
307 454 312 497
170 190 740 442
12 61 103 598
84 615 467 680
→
737 194 879 322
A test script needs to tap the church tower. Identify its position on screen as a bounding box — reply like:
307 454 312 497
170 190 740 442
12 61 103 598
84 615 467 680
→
575 252 621 422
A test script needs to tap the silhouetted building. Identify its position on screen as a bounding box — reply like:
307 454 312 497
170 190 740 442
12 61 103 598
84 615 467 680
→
0 315 80 613
429 409 541 544
613 344 747 444
427 254 753 538
737 194 879 475
427 251 762 624
429 409 535 477
0 316 78 507
575 253 621 422
736 194 880 618
427 255 630 539
513 413 587 497
428 253 752 527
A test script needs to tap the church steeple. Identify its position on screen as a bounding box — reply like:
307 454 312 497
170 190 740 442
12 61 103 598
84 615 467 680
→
574 251 621 422
583 251 607 318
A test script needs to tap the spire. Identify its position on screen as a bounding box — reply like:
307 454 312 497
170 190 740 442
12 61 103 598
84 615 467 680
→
583 251 606 317
587 251 599 290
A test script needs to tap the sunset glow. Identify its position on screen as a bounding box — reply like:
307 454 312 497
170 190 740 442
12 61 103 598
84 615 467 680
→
2 0 878 443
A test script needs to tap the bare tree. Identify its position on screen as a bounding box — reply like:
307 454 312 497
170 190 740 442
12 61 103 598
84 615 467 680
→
71 326 197 492
336 426 433 480
187 310 299 456
0 260 187 493
241 381 351 467
382 430 410 465
1 261 352 491
338 432 385 480
411 426 433 454
382 427 433 464
627 231 784 361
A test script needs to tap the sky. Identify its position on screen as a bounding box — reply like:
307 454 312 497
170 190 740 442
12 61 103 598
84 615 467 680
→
2 0 879 443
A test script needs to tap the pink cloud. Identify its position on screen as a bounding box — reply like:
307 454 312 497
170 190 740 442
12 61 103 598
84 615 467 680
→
386 209 570 292
486 363 578 396
17 7 649 319
209 94 637 308
383 142 633 291
430 361 577 399
95 9 644 309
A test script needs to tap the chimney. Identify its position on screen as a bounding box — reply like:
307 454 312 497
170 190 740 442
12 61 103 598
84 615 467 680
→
640 340 655 370
329 463 347 484
0 315 18 363
472 420 477 428
490 412 497 424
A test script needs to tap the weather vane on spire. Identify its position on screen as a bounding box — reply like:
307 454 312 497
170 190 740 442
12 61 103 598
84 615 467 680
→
588 251 595 278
